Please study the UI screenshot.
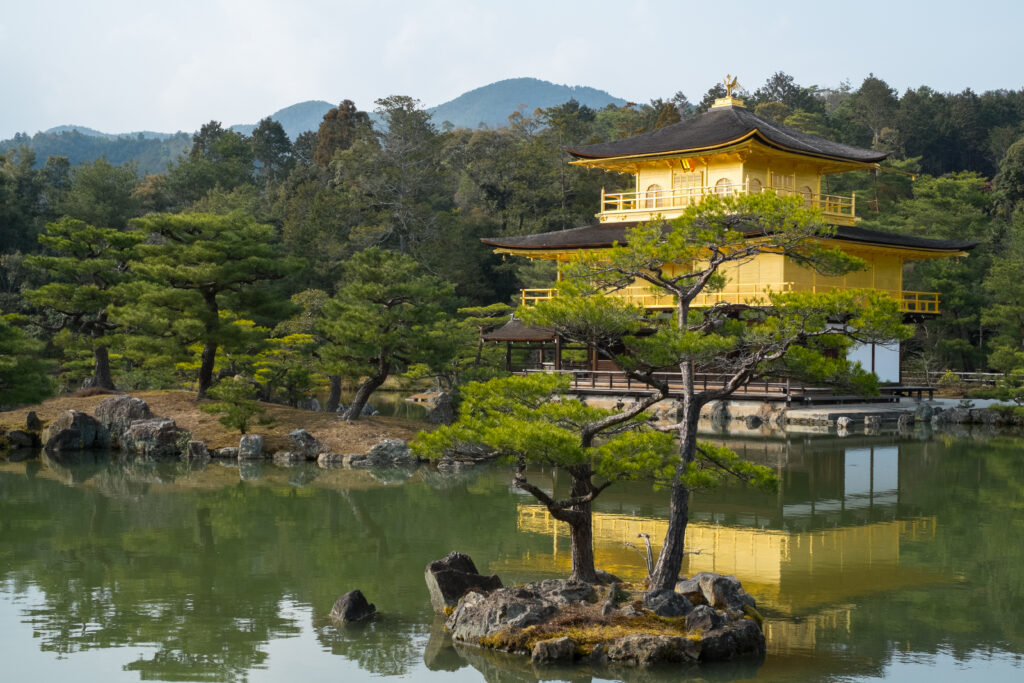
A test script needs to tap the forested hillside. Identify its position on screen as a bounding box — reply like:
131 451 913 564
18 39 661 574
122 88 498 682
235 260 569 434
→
3 72 1024 406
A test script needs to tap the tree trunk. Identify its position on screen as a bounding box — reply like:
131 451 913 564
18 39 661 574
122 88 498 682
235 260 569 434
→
92 344 115 390
342 372 386 420
568 473 597 582
649 398 699 591
649 476 691 591
197 289 219 398
325 375 342 413
197 341 218 398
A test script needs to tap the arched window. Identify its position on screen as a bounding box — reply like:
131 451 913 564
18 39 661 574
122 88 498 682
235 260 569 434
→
715 177 733 195
747 178 763 194
645 183 666 209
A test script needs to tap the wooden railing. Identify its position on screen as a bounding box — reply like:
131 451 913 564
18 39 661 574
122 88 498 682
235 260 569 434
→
521 369 906 404
600 183 855 221
522 285 941 314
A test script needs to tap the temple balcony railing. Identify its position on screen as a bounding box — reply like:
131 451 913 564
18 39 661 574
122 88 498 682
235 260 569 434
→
599 184 856 226
521 284 939 314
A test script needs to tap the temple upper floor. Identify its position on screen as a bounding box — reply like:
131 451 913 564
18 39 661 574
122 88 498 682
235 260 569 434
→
567 94 889 227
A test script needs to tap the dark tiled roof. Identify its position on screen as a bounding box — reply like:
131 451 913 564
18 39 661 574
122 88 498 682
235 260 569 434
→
567 105 889 164
482 317 556 342
481 222 978 253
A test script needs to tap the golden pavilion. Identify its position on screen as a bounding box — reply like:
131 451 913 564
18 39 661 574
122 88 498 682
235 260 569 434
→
480 82 977 383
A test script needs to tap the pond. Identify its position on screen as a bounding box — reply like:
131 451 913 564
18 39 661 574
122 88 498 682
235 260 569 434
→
1 430 1023 682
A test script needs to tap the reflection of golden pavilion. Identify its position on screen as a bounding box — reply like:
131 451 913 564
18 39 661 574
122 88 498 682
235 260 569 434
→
496 505 945 654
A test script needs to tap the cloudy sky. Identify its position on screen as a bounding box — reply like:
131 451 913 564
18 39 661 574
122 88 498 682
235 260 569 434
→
2 0 1021 139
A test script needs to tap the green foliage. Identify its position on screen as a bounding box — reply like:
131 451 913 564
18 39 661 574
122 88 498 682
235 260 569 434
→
318 247 457 418
113 211 297 395
24 217 145 388
253 333 326 406
413 373 677 478
59 158 140 228
199 377 272 435
0 316 53 407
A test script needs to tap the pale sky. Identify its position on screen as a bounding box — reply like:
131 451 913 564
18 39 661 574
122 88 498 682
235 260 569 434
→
2 0 1022 139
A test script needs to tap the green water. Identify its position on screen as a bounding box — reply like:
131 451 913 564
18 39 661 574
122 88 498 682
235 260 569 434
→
1 432 1023 682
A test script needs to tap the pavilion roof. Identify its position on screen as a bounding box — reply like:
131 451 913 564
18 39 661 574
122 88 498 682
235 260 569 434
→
567 104 889 164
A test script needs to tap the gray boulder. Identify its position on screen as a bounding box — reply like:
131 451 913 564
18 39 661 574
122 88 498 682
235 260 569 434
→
43 410 105 451
122 418 189 457
605 634 698 666
531 636 576 664
686 604 725 632
212 447 239 459
446 586 557 642
288 429 324 458
696 619 765 662
425 551 503 615
366 438 414 466
914 402 935 422
425 392 456 425
696 572 756 611
743 415 762 429
836 416 853 430
6 429 36 449
526 579 596 605
238 434 264 459
186 440 210 459
644 589 693 617
94 395 154 447
675 577 706 605
25 411 41 431
329 589 376 623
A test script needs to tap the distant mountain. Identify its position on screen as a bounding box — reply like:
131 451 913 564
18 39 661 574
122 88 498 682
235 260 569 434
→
43 125 179 141
4 79 629 171
230 100 334 140
427 77 627 129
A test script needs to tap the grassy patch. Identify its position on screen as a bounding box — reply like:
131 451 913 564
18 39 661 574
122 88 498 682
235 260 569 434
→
479 602 700 655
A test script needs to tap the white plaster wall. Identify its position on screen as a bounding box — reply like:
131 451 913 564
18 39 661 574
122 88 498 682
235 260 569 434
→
847 342 900 383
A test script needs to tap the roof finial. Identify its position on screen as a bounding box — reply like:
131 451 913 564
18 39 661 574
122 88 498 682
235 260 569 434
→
712 75 746 109
723 74 740 98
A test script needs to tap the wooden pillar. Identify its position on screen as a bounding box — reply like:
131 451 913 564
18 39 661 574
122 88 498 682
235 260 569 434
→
505 342 512 373
555 336 562 370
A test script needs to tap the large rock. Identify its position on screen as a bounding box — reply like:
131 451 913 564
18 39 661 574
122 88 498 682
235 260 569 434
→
528 579 596 605
644 589 693 617
6 429 36 449
186 440 210 459
43 410 105 451
288 429 324 458
212 447 239 459
25 411 42 431
606 634 698 666
425 392 456 425
686 604 725 632
695 572 756 611
94 395 154 447
329 589 376 623
914 402 935 422
238 434 264 459
675 577 706 605
696 619 765 662
365 438 414 465
122 418 189 457
531 636 576 665
446 586 557 642
425 551 503 615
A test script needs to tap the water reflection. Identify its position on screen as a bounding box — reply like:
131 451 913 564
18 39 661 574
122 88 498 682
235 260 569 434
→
1 431 1023 682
